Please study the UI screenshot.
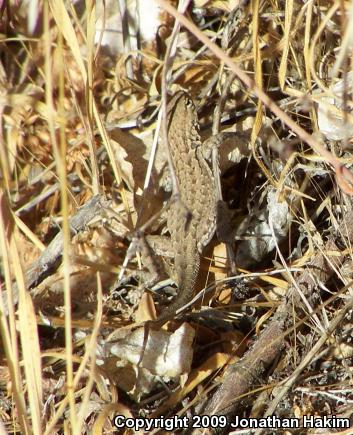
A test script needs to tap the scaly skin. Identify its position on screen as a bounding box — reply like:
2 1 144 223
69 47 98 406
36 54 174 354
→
155 91 217 323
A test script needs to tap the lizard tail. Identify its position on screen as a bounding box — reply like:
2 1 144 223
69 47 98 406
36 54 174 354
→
155 250 201 325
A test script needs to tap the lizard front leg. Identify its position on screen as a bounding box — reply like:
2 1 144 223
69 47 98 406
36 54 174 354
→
200 132 238 273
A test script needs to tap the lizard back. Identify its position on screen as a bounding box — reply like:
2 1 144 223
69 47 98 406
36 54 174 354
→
167 91 217 249
160 91 218 318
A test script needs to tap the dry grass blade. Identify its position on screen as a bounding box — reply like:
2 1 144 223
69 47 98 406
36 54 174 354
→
49 0 87 81
0 194 30 434
278 0 294 91
18 291 43 435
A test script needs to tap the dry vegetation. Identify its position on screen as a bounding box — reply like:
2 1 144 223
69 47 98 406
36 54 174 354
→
1 0 353 433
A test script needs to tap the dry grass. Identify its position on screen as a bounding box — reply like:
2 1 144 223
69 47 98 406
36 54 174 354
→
1 0 353 433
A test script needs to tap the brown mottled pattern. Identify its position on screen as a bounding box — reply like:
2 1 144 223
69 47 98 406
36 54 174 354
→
156 91 217 322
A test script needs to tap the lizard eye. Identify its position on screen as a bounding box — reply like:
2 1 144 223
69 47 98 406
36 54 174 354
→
185 98 193 108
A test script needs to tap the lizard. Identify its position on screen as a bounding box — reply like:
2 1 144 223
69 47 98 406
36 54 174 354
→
150 90 219 326
134 90 239 376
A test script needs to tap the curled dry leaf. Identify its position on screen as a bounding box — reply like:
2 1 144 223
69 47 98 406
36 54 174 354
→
317 72 353 141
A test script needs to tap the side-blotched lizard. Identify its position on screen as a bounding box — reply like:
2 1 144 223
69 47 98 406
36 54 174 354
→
135 91 238 374
153 90 219 324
